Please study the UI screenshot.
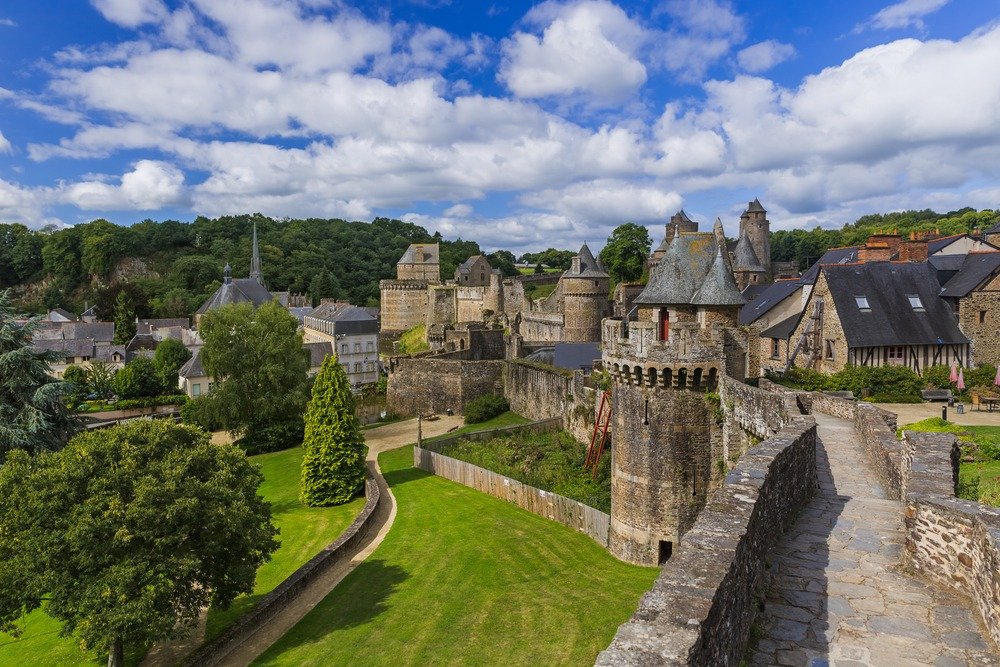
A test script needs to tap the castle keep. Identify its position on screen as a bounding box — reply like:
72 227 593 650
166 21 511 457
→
603 226 746 565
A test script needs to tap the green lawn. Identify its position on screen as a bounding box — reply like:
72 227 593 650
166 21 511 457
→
423 411 530 443
525 282 558 300
253 446 657 666
204 447 367 640
0 447 365 665
396 325 429 355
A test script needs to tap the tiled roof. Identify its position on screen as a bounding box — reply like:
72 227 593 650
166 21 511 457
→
398 243 440 264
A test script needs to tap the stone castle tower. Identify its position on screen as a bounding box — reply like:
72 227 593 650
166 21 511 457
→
602 229 745 565
650 210 700 266
561 243 611 342
738 198 771 282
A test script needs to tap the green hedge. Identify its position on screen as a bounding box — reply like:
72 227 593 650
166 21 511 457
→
235 419 305 456
767 364 924 402
464 395 510 424
113 394 188 410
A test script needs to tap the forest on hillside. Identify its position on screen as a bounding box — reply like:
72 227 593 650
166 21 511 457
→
1 206 997 319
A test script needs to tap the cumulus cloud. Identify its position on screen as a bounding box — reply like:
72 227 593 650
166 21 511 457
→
0 129 11 154
500 0 648 103
652 0 746 81
91 0 167 28
62 160 186 210
857 0 950 33
737 40 795 72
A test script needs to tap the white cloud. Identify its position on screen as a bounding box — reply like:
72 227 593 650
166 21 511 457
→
652 0 746 81
0 18 17 27
737 40 795 73
0 179 58 227
444 203 473 217
859 0 950 32
62 160 186 211
500 0 648 103
522 180 682 226
0 130 11 154
91 0 167 28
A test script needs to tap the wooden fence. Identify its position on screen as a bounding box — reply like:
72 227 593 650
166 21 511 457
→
414 442 610 547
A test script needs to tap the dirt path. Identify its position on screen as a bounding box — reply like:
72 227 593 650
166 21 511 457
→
143 415 462 667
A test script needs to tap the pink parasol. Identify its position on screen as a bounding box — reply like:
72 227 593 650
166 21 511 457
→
957 368 965 391
995 365 1000 387
950 361 959 383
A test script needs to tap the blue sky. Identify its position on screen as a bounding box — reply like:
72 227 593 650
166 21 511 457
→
1 0 999 253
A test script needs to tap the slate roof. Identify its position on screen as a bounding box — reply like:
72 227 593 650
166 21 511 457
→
675 209 693 221
63 321 115 342
196 278 275 314
33 338 96 358
741 284 770 302
137 318 190 333
553 342 601 371
178 349 205 379
398 243 439 264
738 279 803 325
93 345 126 363
799 246 860 284
306 303 379 335
746 198 766 213
760 313 802 340
927 234 967 254
566 243 608 278
732 233 766 272
823 262 967 347
303 341 334 368
940 252 1000 298
456 255 489 273
985 221 1000 234
126 333 158 353
635 233 744 306
49 308 77 321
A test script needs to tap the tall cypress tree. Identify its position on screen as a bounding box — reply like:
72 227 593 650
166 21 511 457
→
0 290 81 459
300 355 368 506
112 290 136 344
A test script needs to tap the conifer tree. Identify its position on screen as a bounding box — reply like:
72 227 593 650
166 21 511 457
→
112 290 136 344
300 355 368 506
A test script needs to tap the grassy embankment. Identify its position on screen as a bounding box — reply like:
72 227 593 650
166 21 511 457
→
254 445 657 666
900 418 1000 506
0 446 365 665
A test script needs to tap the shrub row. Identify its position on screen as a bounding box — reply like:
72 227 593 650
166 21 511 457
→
768 364 926 402
464 395 510 424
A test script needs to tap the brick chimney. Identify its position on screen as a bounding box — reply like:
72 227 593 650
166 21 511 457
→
859 241 892 263
897 239 929 262
867 233 902 254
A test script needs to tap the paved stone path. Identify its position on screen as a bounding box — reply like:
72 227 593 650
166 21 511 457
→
750 412 998 667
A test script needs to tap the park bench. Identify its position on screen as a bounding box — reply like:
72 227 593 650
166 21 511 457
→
920 389 952 402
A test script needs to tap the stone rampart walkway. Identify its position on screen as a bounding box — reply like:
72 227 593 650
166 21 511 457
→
750 412 998 667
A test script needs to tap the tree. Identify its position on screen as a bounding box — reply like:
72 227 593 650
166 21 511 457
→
87 361 116 400
199 301 309 438
153 338 192 391
112 290 136 344
300 355 368 506
486 250 518 277
0 291 81 459
113 357 163 399
0 420 278 666
599 223 652 284
62 364 89 402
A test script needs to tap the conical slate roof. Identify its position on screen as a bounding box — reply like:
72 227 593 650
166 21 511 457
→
732 232 766 272
692 245 746 306
676 209 692 221
635 232 736 305
567 243 608 277
746 197 766 213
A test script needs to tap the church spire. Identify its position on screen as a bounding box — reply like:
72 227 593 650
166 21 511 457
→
250 221 262 284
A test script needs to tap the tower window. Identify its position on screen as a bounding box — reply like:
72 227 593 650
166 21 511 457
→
980 310 987 323
771 338 780 358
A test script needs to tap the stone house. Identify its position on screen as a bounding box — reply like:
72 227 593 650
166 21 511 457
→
939 251 1000 367
195 223 281 327
454 255 494 286
33 338 126 378
303 302 380 387
783 262 969 374
396 243 440 282
178 349 212 398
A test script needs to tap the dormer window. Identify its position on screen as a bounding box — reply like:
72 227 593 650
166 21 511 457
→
907 295 924 312
855 295 870 311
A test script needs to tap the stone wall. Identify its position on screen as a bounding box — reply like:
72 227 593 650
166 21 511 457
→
426 285 457 328
720 375 789 440
456 285 487 323
596 416 818 666
958 290 1000 367
379 280 430 332
184 476 381 666
900 431 1000 647
414 419 610 547
387 358 503 416
521 311 565 342
501 360 598 445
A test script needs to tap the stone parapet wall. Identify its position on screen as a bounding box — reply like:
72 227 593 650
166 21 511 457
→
184 476 381 666
596 416 818 666
900 431 1000 647
501 360 598 445
720 375 789 440
415 418 610 546
854 402 903 499
387 358 503 416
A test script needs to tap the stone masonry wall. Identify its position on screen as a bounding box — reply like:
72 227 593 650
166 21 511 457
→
379 280 430 331
501 360 598 445
901 430 1000 647
387 358 503 416
958 290 1000 367
597 415 818 666
720 375 789 440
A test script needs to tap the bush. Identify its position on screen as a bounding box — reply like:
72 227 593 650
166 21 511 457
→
922 364 952 389
113 357 164 399
464 395 510 424
235 419 304 455
180 396 223 432
114 394 188 410
828 365 923 402
766 366 828 391
63 364 88 402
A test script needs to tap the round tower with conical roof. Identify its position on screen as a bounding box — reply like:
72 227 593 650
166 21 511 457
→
740 198 771 282
560 243 610 342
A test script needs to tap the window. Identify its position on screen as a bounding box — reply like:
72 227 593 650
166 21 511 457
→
353 343 361 353
366 341 374 352
854 295 870 311
981 310 987 324
825 340 835 360
771 338 781 358
366 361 374 372
340 343 348 354
907 294 924 311
192 383 201 397
887 346 905 360
354 362 362 373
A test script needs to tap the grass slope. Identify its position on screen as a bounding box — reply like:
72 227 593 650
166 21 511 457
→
205 447 366 640
254 446 657 666
423 411 529 443
396 325 429 355
0 446 364 665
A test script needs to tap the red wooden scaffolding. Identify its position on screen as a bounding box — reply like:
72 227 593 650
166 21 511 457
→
585 390 612 477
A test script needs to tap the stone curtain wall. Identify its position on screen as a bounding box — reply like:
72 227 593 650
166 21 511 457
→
901 431 1000 647
596 416 818 666
421 417 563 452
415 419 610 547
185 476 382 666
854 403 903 499
501 360 599 445
720 375 790 440
387 358 503 416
